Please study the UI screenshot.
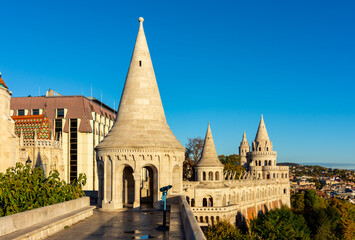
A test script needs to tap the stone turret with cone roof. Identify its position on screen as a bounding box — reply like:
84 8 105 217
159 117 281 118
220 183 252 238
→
95 18 185 210
97 17 183 151
0 73 18 173
252 114 273 152
247 115 278 179
195 123 224 182
239 131 250 168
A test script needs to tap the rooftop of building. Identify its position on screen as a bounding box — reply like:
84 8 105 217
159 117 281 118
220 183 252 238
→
11 91 116 133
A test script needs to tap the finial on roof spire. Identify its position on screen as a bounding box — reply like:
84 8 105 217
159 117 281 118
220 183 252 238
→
139 17 144 23
208 122 210 125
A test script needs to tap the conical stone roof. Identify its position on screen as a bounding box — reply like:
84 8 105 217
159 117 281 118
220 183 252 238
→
196 123 223 168
254 114 270 143
97 18 184 151
240 130 249 147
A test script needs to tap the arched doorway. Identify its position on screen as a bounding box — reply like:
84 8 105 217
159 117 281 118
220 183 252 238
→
123 166 134 207
140 165 158 205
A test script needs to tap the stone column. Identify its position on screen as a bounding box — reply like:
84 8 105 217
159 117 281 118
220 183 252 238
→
133 172 141 209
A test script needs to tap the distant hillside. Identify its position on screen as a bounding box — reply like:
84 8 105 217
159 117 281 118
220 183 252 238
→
277 162 300 167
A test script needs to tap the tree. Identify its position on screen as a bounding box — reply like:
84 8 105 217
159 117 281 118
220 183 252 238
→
0 163 86 217
219 154 245 178
204 220 253 240
185 137 204 164
250 206 311 240
184 137 204 180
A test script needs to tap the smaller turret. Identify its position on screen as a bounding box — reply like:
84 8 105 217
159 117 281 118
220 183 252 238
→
195 123 224 182
238 131 250 168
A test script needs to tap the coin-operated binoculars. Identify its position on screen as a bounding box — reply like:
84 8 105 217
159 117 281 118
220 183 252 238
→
160 185 172 227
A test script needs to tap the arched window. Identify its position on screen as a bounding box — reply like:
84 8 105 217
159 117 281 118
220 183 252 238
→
209 171 213 181
283 188 287 194
186 196 190 204
191 198 195 207
215 172 219 181
203 172 206 181
273 173 275 179
200 216 204 222
281 173 284 178
266 147 269 151
264 160 267 166
208 197 213 207
259 147 261 151
269 160 272 166
203 198 207 207
259 160 261 166
285 173 288 178
267 173 270 179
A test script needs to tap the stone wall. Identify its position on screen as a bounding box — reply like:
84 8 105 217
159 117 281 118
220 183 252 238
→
0 197 91 237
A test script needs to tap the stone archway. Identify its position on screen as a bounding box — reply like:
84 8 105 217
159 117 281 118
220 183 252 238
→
123 165 135 207
140 164 158 205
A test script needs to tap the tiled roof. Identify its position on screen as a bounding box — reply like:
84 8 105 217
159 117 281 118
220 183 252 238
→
11 96 116 133
0 74 8 89
12 115 52 140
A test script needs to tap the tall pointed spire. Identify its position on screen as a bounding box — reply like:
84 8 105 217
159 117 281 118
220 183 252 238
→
255 114 270 142
196 123 223 167
97 18 183 150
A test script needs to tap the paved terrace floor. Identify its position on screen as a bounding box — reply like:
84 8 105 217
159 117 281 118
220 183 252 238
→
48 206 170 240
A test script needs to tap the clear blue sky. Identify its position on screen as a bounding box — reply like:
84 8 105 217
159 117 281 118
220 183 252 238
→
1 1 354 165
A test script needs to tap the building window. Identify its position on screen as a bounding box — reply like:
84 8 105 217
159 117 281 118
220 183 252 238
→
57 108 64 118
18 109 25 116
32 109 40 115
70 119 78 183
55 119 62 140
139 60 142 67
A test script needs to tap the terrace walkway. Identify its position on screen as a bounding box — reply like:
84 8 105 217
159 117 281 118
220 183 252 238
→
47 206 172 240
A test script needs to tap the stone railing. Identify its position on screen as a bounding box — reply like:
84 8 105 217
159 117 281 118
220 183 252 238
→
0 197 93 238
168 195 206 240
191 204 240 213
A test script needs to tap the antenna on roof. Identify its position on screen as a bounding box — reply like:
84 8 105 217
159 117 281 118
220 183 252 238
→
90 84 93 106
100 91 103 110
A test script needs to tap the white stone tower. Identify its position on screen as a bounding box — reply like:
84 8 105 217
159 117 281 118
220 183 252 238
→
0 73 18 173
238 131 250 168
195 123 224 183
247 115 277 179
95 18 185 210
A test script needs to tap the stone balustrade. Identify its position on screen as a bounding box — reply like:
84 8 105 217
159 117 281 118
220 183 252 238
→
21 139 61 148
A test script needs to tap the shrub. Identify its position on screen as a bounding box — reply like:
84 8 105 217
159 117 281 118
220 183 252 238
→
0 162 86 217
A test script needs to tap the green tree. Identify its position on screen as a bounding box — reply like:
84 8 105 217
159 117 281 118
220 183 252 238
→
218 154 245 178
0 163 86 217
204 220 253 240
250 206 311 240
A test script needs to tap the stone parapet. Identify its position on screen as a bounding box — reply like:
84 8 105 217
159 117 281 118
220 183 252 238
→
248 151 277 156
0 197 93 238
177 196 206 240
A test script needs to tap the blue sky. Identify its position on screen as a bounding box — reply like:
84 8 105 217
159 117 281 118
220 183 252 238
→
1 1 354 165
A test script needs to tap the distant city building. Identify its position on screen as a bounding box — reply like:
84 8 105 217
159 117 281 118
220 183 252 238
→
10 91 116 191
